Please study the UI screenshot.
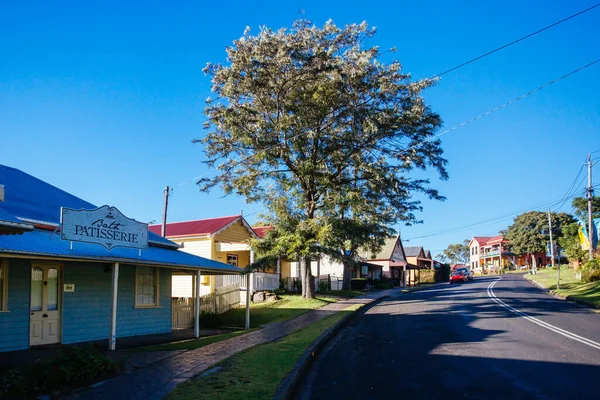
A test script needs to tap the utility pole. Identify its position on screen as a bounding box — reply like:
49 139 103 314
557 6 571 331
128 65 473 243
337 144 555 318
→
547 209 558 289
161 186 170 237
588 154 594 260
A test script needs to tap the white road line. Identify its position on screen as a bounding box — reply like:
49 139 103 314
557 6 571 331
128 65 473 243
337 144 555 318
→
487 278 600 350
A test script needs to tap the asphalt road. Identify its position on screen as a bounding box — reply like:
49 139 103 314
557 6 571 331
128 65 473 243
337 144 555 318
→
294 274 600 400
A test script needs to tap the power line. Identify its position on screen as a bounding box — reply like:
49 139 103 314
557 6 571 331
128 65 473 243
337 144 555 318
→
552 161 587 212
432 58 600 142
404 189 593 241
436 3 600 77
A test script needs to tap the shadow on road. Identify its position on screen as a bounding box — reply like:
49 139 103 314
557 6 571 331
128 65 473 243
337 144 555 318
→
295 276 600 400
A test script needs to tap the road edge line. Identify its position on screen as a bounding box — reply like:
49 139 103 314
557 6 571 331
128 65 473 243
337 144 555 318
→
487 279 600 350
273 295 390 400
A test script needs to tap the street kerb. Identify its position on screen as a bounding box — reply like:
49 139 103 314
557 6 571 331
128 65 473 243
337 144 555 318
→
273 295 391 400
524 274 600 311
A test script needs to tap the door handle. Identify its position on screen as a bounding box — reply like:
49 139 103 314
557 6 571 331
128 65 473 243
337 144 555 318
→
42 314 48 318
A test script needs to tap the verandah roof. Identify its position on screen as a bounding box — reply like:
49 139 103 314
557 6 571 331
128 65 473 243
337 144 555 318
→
0 229 242 275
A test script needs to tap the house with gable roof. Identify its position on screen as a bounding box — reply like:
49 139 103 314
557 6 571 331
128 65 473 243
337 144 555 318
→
404 246 434 270
0 164 240 352
469 235 548 272
361 235 423 286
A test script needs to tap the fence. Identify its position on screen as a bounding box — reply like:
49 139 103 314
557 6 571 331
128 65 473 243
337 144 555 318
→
171 283 241 329
240 272 280 292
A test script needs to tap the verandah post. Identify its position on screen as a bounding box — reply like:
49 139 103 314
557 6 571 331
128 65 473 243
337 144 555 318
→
195 270 201 338
109 262 119 351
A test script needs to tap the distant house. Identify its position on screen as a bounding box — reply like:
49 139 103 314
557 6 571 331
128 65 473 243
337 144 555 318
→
0 165 240 352
404 246 434 270
361 236 422 286
469 235 548 272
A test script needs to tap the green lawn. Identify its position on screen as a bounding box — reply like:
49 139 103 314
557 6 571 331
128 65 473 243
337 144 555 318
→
525 267 600 308
320 289 364 298
215 295 337 328
166 308 354 400
139 330 253 352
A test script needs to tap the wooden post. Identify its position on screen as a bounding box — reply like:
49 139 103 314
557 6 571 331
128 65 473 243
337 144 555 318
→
194 270 201 338
245 273 251 330
109 262 119 351
161 186 169 237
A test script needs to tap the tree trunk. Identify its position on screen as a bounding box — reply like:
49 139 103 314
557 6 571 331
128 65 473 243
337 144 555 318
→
342 260 352 290
303 257 315 299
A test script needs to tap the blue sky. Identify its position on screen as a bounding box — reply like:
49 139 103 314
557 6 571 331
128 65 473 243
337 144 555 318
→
1 1 599 257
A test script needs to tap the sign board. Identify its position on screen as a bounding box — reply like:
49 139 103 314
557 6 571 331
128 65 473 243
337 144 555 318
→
64 283 75 292
61 205 148 250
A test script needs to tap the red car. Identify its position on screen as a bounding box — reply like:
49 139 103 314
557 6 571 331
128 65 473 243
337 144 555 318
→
449 270 468 284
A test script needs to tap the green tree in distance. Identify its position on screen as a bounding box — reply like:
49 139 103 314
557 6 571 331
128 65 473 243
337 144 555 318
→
505 211 575 268
571 197 600 221
438 240 470 265
198 20 447 297
558 222 587 264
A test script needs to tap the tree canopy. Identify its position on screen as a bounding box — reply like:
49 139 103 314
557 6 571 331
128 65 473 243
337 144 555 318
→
438 240 470 264
505 211 575 262
198 20 447 297
571 196 600 221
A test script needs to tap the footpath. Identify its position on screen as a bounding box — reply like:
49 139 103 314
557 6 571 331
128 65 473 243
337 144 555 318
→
63 287 402 400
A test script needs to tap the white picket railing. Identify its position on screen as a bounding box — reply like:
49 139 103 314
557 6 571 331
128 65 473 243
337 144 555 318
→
240 272 280 291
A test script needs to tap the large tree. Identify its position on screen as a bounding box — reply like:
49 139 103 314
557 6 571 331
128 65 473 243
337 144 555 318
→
439 240 470 264
505 211 575 267
198 20 447 297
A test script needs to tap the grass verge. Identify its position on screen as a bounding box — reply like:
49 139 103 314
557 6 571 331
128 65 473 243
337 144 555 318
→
525 267 600 308
215 295 337 328
139 330 255 352
319 289 364 298
166 308 355 400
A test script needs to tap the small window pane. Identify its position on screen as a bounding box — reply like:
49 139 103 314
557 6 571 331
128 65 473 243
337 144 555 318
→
31 267 43 311
47 268 58 311
136 267 157 305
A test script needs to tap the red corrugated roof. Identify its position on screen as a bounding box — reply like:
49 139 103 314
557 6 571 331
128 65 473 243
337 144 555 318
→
149 215 241 237
253 226 274 238
472 235 504 246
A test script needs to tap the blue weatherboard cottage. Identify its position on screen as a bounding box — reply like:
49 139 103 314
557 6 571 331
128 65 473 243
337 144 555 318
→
0 164 241 353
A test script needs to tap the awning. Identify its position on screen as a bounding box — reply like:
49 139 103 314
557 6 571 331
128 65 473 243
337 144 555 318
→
0 229 242 275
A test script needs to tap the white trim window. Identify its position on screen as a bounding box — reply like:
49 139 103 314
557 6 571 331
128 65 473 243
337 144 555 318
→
0 260 7 311
227 254 238 267
136 266 159 307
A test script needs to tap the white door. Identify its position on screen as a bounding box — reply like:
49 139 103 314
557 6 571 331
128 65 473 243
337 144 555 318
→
30 264 61 346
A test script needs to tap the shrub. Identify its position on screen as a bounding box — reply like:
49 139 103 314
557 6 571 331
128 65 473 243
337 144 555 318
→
199 311 220 328
0 345 123 398
420 270 435 284
279 278 288 290
273 287 286 295
318 280 329 292
582 258 600 283
373 280 392 289
350 278 366 290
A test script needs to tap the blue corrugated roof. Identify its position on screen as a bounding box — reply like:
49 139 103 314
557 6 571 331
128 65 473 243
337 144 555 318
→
0 164 242 273
0 164 175 248
0 207 23 224
0 224 242 274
